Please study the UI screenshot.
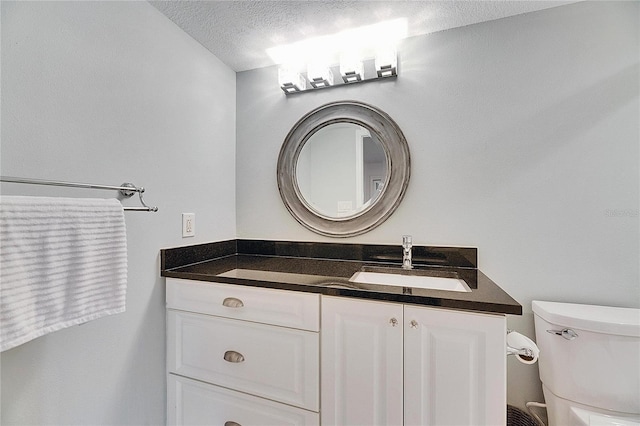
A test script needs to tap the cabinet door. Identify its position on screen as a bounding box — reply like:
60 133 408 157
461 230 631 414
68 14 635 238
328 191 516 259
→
404 306 506 426
168 374 319 426
321 296 403 426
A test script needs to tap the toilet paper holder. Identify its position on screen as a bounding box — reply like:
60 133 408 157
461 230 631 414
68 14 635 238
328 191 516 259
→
506 329 536 359
507 345 534 358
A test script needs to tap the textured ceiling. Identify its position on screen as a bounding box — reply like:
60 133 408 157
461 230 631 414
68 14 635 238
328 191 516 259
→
149 1 575 72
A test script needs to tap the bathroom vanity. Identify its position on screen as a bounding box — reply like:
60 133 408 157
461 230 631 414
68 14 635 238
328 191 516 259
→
161 239 521 426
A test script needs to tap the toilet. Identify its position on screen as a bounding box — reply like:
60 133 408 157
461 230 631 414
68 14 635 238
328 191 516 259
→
532 300 640 426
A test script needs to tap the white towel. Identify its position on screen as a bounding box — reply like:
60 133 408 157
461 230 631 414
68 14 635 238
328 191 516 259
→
0 196 127 352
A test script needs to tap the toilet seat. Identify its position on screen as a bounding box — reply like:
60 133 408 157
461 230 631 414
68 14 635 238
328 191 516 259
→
570 407 640 426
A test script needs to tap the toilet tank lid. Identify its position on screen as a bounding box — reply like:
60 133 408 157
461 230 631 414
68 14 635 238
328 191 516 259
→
532 301 640 337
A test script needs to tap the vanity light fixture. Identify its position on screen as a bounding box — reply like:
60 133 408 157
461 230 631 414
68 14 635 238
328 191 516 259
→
307 63 334 88
278 67 307 93
269 18 407 95
339 52 364 83
375 48 398 78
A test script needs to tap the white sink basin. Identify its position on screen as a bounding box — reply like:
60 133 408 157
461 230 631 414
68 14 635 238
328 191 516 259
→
349 270 471 292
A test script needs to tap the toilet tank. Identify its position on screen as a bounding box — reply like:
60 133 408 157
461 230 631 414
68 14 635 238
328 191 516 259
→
533 301 640 415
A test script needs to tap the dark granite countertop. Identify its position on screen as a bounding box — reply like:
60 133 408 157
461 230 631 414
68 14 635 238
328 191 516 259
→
160 240 522 316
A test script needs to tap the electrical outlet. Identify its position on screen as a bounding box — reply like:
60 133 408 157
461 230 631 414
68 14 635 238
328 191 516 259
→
182 213 195 237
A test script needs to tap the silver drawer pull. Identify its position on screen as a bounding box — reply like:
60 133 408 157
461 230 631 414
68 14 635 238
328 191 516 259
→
410 320 419 329
547 328 578 340
389 318 398 327
222 297 244 308
223 350 245 363
224 422 241 426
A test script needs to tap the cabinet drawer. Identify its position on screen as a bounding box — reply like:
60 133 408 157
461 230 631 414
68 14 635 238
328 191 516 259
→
168 374 319 426
166 278 319 331
167 310 319 411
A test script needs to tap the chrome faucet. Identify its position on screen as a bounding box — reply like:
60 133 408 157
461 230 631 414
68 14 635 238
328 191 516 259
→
402 235 413 270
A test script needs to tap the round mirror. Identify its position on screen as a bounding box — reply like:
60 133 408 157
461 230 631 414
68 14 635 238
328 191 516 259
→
277 101 410 237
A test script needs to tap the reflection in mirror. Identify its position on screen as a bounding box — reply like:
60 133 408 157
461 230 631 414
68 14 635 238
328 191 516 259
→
296 123 387 217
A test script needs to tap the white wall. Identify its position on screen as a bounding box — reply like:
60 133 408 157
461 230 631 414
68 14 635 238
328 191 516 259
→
236 1 639 409
0 2 236 424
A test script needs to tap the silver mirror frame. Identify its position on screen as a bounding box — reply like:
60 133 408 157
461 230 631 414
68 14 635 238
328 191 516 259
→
277 100 410 237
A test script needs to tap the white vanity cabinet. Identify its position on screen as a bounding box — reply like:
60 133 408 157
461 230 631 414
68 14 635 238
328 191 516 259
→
166 278 320 426
321 296 507 426
166 278 507 426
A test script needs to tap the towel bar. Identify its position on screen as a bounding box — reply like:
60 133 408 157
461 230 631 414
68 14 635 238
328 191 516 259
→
0 176 158 212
